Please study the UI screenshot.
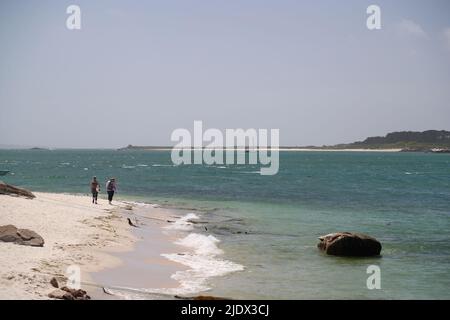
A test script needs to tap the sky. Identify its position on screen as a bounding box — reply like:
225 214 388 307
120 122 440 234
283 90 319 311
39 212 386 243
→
0 0 449 148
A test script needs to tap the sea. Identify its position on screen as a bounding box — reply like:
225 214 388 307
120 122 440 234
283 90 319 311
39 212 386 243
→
0 149 449 299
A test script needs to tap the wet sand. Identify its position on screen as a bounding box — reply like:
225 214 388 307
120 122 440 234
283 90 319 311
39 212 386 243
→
0 192 188 299
90 205 190 299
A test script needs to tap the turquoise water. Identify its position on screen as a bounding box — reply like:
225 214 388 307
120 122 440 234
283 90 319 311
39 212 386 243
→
1 149 449 299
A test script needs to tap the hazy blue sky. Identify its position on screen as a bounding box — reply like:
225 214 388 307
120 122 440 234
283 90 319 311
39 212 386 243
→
1 0 449 148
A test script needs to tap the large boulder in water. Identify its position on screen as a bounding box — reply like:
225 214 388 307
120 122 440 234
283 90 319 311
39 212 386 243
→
318 232 381 257
0 181 35 199
0 225 44 247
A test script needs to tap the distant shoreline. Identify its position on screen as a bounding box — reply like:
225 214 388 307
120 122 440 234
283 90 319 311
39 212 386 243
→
117 147 402 152
117 146 403 152
3 147 450 153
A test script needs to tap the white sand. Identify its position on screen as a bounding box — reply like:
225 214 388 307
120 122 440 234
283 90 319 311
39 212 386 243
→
0 192 136 299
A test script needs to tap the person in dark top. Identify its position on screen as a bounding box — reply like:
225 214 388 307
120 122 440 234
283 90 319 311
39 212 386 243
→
90 176 100 204
106 178 117 205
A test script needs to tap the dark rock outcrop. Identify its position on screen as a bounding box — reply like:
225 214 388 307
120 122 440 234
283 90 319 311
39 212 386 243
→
318 232 381 257
50 277 59 288
175 295 230 300
0 181 35 199
48 287 90 300
127 218 138 227
0 225 44 247
191 295 229 300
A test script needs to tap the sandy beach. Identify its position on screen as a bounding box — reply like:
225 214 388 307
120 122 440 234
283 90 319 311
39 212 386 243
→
0 192 138 299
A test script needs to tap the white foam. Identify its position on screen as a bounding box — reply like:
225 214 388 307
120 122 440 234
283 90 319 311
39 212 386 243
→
164 213 199 231
405 171 422 175
162 252 244 293
101 232 244 298
124 201 161 209
175 233 223 255
162 232 244 294
99 225 244 299
103 213 244 298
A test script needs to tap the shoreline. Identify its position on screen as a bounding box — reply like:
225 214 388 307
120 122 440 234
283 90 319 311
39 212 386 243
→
0 192 184 299
91 205 244 299
89 203 190 300
0 191 242 300
119 147 403 152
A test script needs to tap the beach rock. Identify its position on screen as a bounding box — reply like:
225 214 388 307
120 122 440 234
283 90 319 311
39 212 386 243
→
0 181 35 199
127 218 138 227
175 295 230 300
0 225 44 247
0 225 18 242
192 295 229 300
318 232 381 257
48 289 68 299
16 229 34 241
61 286 86 297
49 287 90 300
61 287 91 300
63 293 76 300
50 277 59 288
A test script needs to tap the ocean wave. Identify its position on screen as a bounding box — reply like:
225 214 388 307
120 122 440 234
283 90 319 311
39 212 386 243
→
175 233 223 255
103 232 244 299
163 252 244 293
164 213 199 231
136 164 148 167
130 202 160 209
162 233 244 293
122 165 136 169
152 164 175 167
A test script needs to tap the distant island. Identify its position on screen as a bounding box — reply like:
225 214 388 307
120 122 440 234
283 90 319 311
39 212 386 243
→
118 130 450 153
29 147 50 151
322 130 450 152
0 145 50 150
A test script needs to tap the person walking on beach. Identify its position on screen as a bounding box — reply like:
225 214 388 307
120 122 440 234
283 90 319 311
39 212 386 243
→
106 178 117 205
90 176 100 204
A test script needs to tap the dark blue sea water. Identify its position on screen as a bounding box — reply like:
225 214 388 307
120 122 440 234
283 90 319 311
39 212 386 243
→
1 149 449 299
